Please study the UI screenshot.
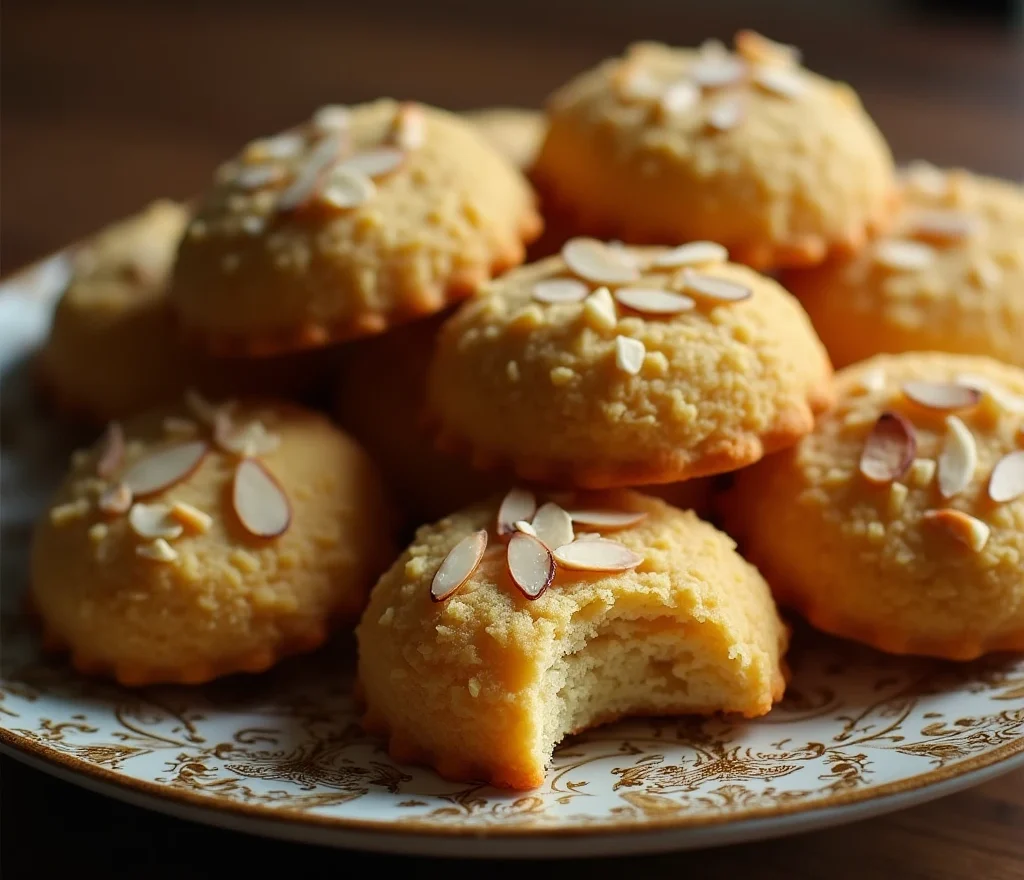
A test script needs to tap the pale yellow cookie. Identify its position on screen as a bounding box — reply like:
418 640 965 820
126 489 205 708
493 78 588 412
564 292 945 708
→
784 165 1024 369
724 353 1024 661
532 34 895 269
427 238 834 488
31 394 395 685
357 489 788 790
463 107 545 171
170 100 542 356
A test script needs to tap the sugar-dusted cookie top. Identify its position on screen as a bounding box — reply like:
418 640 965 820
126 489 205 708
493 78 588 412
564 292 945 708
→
170 100 542 355
531 34 895 269
427 237 834 488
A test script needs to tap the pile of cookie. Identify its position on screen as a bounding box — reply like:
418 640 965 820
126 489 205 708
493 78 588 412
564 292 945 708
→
30 32 1024 790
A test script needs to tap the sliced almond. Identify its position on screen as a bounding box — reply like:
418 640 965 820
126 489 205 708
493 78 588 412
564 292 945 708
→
562 238 640 285
678 270 752 303
922 508 990 553
121 441 208 498
566 509 648 531
215 416 280 458
338 147 406 180
582 286 619 331
691 54 747 89
532 278 590 305
988 451 1024 503
431 529 487 602
233 459 292 538
320 169 376 209
734 30 801 66
507 532 556 600
954 374 1024 416
857 367 888 394
937 416 978 499
98 483 133 516
902 381 982 412
136 538 178 563
753 66 806 98
905 210 979 245
184 389 234 426
531 502 575 550
245 132 305 163
313 104 351 132
902 161 949 198
552 538 643 572
170 501 214 534
497 488 537 536
128 502 184 540
614 336 646 375
276 131 345 212
514 520 538 537
874 239 934 271
575 532 603 541
616 65 665 102
96 422 125 479
651 241 728 269
393 102 426 150
659 80 700 118
614 287 696 316
234 163 287 191
706 97 745 131
859 412 917 484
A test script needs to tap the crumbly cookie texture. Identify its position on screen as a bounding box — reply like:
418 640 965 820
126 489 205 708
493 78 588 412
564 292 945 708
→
31 394 395 685
784 165 1024 369
532 35 895 269
426 239 834 488
724 352 1024 661
170 99 542 355
357 490 787 790
463 107 546 171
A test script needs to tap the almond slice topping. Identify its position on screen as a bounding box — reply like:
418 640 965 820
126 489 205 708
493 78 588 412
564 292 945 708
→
184 389 234 426
136 538 179 563
245 132 305 162
393 103 426 150
679 270 752 303
497 488 537 536
616 65 665 102
954 374 1024 416
659 80 700 118
320 169 376 209
651 241 728 269
532 278 589 305
582 286 619 330
128 502 184 540
706 97 745 131
507 532 556 600
922 508 990 553
874 239 934 271
905 210 979 245
121 441 208 498
753 66 806 98
734 30 801 66
431 529 487 602
614 287 696 316
530 502 575 550
215 416 281 457
859 412 917 484
552 538 643 573
313 104 351 132
614 336 646 375
337 147 406 180
276 131 345 213
937 416 978 499
562 238 640 285
565 509 648 530
857 367 887 393
988 451 1024 503
96 421 125 479
902 381 982 412
232 459 292 539
170 501 213 533
691 54 747 89
98 483 133 516
514 520 538 537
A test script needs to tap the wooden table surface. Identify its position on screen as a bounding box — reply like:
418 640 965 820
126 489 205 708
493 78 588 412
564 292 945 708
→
2 1 1023 876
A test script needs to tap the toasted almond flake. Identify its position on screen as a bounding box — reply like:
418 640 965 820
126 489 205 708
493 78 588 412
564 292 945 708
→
706 97 745 131
562 238 640 285
514 520 538 537
905 210 979 245
246 132 305 163
163 416 199 438
552 538 643 572
49 499 90 526
753 65 806 98
909 458 937 488
507 532 556 599
98 483 133 516
859 412 917 484
234 163 286 191
497 488 537 536
902 381 982 412
531 502 575 550
614 336 646 375
136 538 178 562
858 367 888 394
734 29 801 66
691 54 747 89
616 65 665 102
922 508 990 552
393 103 426 150
651 241 728 269
903 160 949 198
121 441 208 498
431 530 487 602
276 131 345 212
129 502 184 540
988 451 1024 503
320 169 376 209
233 459 292 538
95 422 125 479
938 416 978 499
614 286 696 316
679 270 752 303
954 373 1024 415
659 80 700 118
532 277 589 305
582 286 619 331
566 509 648 530
170 501 214 533
215 416 280 458
313 104 351 132
338 147 406 180
874 239 935 271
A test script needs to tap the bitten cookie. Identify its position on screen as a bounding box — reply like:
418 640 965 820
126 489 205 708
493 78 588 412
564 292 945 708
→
724 353 1024 661
463 107 545 171
784 165 1024 369
31 393 394 685
171 100 542 355
427 238 834 488
531 33 895 269
357 489 787 790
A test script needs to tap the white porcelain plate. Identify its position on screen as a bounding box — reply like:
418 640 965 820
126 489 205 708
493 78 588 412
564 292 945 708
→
1 256 1023 859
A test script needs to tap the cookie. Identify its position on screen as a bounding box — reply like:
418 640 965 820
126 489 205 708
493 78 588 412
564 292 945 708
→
31 394 395 685
427 238 834 488
357 489 787 789
170 100 542 356
531 34 895 269
463 107 545 171
37 200 330 424
723 353 1024 661
784 165 1024 369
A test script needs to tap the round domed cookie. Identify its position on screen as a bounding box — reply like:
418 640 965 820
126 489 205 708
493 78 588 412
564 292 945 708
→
170 100 542 356
357 489 787 790
723 352 1024 661
783 165 1024 369
462 107 545 171
531 34 895 269
31 393 395 685
427 237 834 488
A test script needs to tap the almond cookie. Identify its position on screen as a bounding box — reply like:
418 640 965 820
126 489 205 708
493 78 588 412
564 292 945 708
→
724 353 1024 661
31 393 394 685
463 107 545 171
37 200 330 424
427 238 834 488
532 34 895 269
784 165 1024 369
357 489 787 790
170 100 542 356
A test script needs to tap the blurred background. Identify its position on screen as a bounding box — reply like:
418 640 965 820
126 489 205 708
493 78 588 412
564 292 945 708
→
2 0 1022 272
